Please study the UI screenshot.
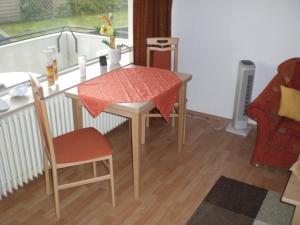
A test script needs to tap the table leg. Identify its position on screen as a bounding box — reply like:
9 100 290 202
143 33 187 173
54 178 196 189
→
141 114 146 145
183 107 187 145
178 83 187 153
292 206 300 225
72 99 83 130
131 113 142 199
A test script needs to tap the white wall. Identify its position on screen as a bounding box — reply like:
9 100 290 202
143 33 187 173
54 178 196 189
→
172 0 300 118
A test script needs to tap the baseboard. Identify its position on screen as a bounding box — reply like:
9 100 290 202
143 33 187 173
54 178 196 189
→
186 109 256 129
186 110 230 122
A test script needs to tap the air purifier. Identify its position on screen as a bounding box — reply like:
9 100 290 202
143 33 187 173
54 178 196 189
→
226 60 255 136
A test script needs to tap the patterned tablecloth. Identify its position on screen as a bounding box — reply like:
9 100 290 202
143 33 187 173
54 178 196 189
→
78 67 182 120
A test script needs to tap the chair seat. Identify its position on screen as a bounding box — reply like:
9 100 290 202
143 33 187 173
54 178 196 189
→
53 127 113 164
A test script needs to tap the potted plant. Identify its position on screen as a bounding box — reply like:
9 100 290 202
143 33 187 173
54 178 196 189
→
99 13 127 64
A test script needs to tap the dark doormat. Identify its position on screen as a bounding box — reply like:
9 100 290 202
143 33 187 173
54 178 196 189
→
187 176 294 225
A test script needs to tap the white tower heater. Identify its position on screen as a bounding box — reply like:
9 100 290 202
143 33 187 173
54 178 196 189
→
226 60 255 136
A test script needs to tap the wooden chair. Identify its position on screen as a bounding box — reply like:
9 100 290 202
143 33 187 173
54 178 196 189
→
142 37 185 144
29 74 115 218
146 37 179 72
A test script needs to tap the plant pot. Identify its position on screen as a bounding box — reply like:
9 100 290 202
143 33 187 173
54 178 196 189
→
108 48 121 64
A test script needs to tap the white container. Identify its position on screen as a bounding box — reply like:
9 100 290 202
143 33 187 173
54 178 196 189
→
78 55 87 77
108 48 121 64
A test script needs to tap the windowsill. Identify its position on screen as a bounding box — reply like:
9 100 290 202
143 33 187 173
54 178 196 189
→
0 50 133 118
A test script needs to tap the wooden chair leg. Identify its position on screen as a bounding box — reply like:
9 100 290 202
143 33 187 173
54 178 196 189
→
93 162 97 177
44 152 51 195
146 117 150 127
172 117 175 127
141 115 146 145
183 110 186 145
52 169 60 218
109 157 115 207
172 108 176 128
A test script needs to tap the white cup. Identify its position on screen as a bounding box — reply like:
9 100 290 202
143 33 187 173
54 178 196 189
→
78 55 87 77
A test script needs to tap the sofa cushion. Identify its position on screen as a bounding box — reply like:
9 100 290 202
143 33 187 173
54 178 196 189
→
278 85 300 122
273 118 300 154
277 118 300 138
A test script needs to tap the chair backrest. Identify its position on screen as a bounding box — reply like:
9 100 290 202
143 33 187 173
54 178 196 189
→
29 74 56 164
146 37 179 72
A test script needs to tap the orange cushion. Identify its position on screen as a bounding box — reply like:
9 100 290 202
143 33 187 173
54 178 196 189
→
53 127 112 164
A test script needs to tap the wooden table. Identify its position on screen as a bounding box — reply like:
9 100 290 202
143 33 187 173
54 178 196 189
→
65 70 192 199
282 158 300 225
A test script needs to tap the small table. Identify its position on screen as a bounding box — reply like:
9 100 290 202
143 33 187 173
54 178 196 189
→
282 160 300 225
65 68 192 199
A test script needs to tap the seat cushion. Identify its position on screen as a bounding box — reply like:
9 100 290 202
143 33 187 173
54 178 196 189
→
273 118 300 154
53 127 112 164
277 118 300 139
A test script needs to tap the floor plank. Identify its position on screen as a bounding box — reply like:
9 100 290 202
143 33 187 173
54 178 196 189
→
0 115 290 225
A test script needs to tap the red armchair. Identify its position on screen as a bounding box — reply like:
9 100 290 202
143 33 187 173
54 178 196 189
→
247 58 300 168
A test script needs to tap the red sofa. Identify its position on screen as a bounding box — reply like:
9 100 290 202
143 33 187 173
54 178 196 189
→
247 58 300 168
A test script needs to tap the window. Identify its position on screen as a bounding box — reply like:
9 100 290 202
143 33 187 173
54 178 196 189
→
0 0 132 90
0 0 129 43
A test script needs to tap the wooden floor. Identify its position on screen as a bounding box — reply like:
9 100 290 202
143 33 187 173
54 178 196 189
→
0 114 290 225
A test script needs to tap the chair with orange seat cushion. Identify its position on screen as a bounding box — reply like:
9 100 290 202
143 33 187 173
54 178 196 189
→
29 74 115 218
142 37 186 144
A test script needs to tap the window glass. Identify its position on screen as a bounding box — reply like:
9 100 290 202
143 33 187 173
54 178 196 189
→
0 0 131 91
0 0 128 43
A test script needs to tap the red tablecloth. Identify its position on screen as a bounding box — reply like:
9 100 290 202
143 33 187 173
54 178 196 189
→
78 67 182 120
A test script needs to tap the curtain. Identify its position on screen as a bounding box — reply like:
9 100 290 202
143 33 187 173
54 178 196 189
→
133 0 173 66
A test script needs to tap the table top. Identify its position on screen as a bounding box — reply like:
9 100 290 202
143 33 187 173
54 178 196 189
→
282 170 300 206
65 69 192 114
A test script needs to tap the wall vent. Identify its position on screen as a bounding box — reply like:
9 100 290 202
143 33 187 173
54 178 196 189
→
226 60 255 136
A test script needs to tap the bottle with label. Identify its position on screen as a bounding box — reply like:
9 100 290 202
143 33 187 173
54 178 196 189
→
48 46 58 81
43 50 55 86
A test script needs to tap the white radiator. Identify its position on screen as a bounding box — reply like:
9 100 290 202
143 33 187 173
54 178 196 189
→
0 93 127 199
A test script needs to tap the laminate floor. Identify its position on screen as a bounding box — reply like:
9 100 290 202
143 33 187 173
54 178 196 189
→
0 114 290 225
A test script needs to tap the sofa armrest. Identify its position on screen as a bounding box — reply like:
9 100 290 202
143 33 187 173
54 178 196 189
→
247 74 285 165
247 98 281 132
247 73 284 130
247 106 277 164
